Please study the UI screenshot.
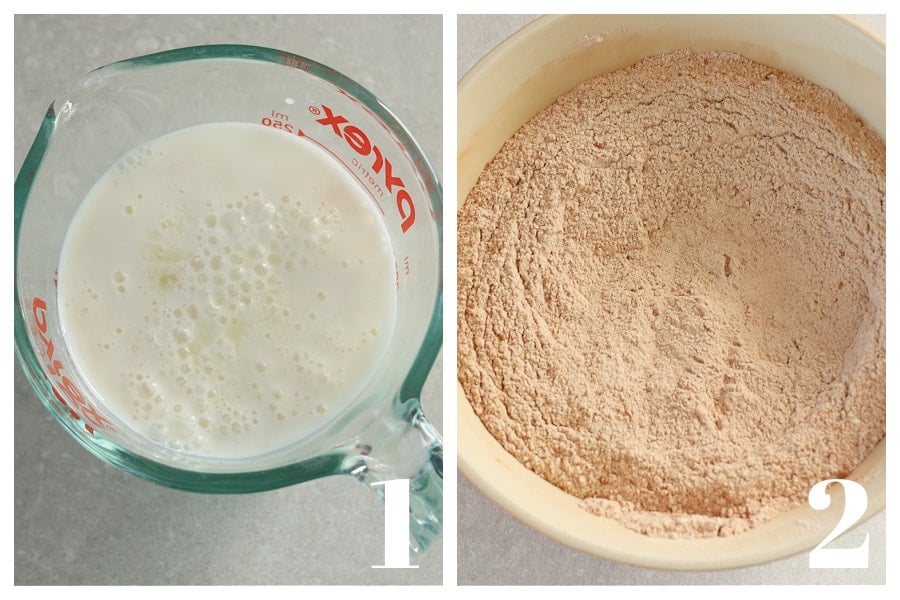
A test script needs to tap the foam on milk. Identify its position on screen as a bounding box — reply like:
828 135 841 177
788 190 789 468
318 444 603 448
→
57 122 397 458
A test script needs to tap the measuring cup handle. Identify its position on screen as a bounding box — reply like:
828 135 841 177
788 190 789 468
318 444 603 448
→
343 398 442 554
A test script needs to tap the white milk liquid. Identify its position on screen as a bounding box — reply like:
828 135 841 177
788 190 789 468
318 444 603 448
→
57 122 397 458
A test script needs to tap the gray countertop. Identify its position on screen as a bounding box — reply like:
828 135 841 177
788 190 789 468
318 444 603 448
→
14 14 442 585
456 14 886 586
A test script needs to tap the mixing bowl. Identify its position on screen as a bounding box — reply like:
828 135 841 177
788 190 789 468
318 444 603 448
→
457 14 885 571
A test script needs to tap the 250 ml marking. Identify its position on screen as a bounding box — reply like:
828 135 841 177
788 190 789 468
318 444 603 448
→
261 110 297 134
808 478 869 569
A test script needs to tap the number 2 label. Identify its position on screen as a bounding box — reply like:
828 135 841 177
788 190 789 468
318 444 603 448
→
808 479 869 569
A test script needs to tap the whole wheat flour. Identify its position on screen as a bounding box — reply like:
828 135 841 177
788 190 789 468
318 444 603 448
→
457 50 885 538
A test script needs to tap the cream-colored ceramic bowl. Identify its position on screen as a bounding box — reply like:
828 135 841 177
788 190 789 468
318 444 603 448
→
458 14 885 571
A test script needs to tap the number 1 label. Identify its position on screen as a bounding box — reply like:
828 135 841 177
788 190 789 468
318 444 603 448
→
808 479 869 569
371 479 418 569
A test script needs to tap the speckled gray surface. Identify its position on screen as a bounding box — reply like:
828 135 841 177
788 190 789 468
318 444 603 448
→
457 14 886 586
14 14 442 585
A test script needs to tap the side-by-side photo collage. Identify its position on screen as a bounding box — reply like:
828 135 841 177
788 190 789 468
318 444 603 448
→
12 11 888 590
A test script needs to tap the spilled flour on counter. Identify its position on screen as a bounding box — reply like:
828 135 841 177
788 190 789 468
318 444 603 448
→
457 50 885 538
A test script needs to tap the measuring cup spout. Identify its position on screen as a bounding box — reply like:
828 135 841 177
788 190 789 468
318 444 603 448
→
342 397 443 554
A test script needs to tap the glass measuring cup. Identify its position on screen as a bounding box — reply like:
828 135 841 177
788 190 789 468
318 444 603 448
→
14 45 443 553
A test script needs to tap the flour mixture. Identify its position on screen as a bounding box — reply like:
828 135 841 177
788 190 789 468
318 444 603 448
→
457 50 885 538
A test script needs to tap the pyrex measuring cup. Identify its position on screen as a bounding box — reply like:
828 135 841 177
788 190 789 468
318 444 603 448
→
14 45 443 553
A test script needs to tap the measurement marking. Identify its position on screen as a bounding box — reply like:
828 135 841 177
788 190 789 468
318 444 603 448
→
276 52 309 71
261 110 294 134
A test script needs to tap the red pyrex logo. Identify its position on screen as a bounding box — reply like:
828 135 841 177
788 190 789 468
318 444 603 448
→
314 105 416 233
31 297 112 434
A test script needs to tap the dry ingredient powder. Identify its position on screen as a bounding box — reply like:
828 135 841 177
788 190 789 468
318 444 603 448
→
457 50 885 538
